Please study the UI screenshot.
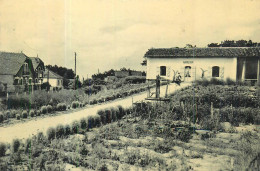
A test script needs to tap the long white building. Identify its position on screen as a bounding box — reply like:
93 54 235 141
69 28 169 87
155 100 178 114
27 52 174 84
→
144 47 260 84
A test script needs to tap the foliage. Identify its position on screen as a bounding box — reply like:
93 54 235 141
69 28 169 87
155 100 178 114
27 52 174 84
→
47 127 56 140
56 124 65 139
41 106 47 114
22 110 28 118
0 143 6 157
12 139 20 153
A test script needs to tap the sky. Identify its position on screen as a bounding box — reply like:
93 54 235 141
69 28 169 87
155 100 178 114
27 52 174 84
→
0 0 260 78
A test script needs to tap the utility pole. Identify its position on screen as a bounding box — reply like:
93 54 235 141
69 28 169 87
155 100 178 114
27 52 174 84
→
74 52 77 90
47 68 50 91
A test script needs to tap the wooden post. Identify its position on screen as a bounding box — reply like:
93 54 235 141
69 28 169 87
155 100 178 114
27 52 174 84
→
74 52 77 90
257 59 260 85
242 60 246 81
211 102 214 119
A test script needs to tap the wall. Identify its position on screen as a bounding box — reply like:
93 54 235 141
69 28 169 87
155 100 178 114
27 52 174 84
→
146 57 237 82
0 75 15 92
43 78 63 88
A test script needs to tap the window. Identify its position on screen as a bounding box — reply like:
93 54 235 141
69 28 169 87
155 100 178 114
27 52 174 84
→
212 66 220 77
185 66 191 77
23 63 29 74
160 66 166 76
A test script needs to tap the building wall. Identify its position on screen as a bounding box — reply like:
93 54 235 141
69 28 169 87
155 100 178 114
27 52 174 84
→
146 57 237 82
43 78 63 88
0 75 15 92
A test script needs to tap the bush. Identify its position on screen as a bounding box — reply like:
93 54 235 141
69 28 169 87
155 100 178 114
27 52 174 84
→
41 106 47 114
104 109 112 124
25 138 31 154
0 143 6 157
47 105 52 113
12 139 21 153
29 110 35 117
16 114 21 120
72 101 80 109
4 110 10 119
47 127 56 140
36 110 41 116
110 107 118 122
56 124 65 139
57 103 66 111
97 109 106 125
117 105 125 119
71 121 80 134
87 116 94 129
80 118 87 129
65 124 71 136
22 110 28 119
93 115 101 127
10 110 17 118
0 113 4 123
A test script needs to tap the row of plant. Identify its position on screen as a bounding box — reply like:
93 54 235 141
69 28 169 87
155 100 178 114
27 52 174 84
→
194 77 260 86
0 83 152 125
0 104 190 170
0 101 84 124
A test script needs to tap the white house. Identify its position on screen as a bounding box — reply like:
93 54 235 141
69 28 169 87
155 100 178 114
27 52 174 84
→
43 68 63 90
144 47 260 84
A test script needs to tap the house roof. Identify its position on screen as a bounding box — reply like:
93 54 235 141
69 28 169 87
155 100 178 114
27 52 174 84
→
43 68 63 79
144 47 260 58
0 51 28 75
30 57 43 70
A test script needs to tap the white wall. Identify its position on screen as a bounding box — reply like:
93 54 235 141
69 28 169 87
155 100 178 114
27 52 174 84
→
146 57 237 82
43 78 63 88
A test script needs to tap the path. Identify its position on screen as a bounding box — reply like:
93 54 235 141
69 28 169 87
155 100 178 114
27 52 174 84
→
0 83 190 143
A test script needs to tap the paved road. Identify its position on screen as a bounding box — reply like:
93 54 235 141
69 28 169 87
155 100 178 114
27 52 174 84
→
0 83 190 143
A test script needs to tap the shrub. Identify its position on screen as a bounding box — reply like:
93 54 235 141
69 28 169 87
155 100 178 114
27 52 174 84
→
22 110 28 119
117 105 125 119
80 118 87 129
57 103 67 111
110 107 118 122
41 106 47 114
25 138 31 154
71 121 80 134
104 109 112 124
10 110 17 118
67 105 71 110
87 116 94 129
47 127 56 140
79 103 83 108
65 124 71 136
36 110 41 116
47 105 52 113
56 124 65 139
16 114 21 120
29 110 35 117
4 110 10 119
93 115 101 127
0 143 6 157
97 109 106 125
12 139 21 153
72 101 80 109
0 113 4 123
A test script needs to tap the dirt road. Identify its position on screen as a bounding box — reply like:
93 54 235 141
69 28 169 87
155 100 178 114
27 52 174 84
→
0 83 190 143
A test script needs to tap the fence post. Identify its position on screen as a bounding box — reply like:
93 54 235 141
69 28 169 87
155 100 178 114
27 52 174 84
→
211 102 214 119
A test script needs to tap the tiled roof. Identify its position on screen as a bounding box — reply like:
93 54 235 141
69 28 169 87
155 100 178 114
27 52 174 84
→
30 57 43 70
0 52 28 75
144 47 260 58
44 68 63 79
